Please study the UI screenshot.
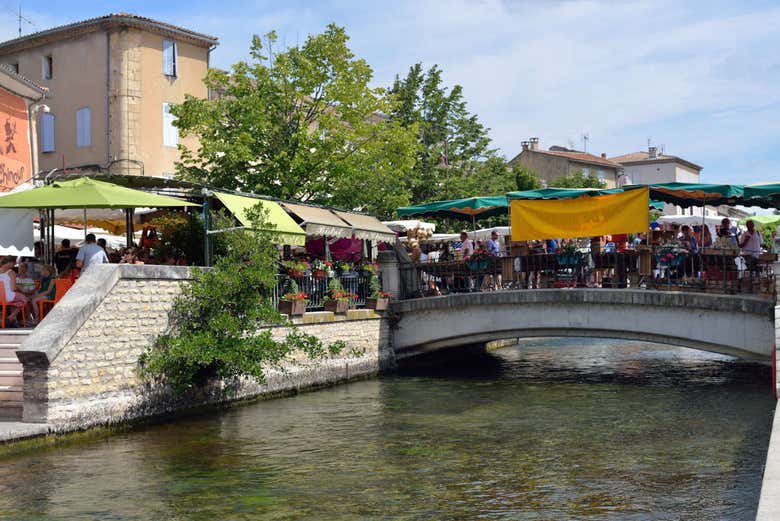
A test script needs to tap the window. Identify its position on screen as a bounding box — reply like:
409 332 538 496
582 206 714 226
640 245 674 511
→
581 167 590 176
162 103 178 147
597 169 606 183
76 107 91 148
42 55 52 80
9 63 18 74
162 39 177 77
41 113 55 152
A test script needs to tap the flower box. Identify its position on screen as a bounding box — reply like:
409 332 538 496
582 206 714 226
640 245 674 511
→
324 300 349 314
278 300 306 316
312 269 328 279
366 297 389 311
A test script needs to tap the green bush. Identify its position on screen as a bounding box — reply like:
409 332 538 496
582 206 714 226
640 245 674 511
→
139 205 345 394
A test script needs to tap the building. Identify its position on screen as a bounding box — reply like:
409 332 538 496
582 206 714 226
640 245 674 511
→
509 138 622 188
609 146 702 186
0 64 46 192
0 13 218 178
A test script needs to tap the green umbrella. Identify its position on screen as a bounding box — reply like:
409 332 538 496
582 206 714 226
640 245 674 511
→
738 214 780 227
506 187 623 200
397 196 508 220
743 184 780 209
0 177 199 209
623 182 744 208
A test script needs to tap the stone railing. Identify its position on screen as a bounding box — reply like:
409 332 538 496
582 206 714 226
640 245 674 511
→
15 264 393 431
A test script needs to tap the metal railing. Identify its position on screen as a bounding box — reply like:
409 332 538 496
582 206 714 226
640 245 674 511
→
399 248 776 300
273 272 372 310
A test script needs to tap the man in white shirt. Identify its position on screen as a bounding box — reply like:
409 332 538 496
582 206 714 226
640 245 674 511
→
739 220 763 258
460 231 474 258
76 234 109 271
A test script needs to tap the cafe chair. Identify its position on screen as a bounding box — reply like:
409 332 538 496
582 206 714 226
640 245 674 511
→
0 281 26 329
37 279 73 321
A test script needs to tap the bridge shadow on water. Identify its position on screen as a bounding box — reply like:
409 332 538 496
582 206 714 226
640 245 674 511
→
394 336 772 393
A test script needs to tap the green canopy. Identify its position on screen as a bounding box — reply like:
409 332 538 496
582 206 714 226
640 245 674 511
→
397 196 508 220
743 184 780 209
623 182 744 208
506 188 623 200
214 192 306 246
738 214 780 227
0 177 199 209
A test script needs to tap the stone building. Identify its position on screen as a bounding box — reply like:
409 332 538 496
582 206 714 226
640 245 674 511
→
0 13 218 178
508 137 622 188
609 146 702 186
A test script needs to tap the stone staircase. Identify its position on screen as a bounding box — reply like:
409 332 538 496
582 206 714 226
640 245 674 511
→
0 330 30 421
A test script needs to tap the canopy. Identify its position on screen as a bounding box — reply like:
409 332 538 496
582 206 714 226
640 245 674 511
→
396 196 508 220
0 177 199 209
282 202 356 239
738 214 780 228
656 214 723 227
382 220 436 233
214 192 306 246
0 209 34 256
333 211 395 242
743 184 780 209
624 182 744 208
471 226 512 241
507 188 622 200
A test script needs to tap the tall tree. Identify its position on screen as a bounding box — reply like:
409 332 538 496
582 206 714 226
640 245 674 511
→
172 25 417 219
389 64 499 202
549 170 607 189
514 166 543 192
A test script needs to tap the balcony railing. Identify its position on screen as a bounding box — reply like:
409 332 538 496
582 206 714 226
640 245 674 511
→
273 272 372 311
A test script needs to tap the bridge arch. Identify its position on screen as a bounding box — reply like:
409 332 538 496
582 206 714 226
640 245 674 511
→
389 289 775 362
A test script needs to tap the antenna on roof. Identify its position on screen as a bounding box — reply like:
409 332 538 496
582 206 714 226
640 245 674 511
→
16 2 35 37
581 132 589 153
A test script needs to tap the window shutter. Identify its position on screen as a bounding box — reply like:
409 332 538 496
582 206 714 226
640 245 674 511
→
76 108 91 148
41 113 55 152
163 103 178 147
163 40 177 76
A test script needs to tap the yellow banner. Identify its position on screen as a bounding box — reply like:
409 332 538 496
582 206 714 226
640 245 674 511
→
510 188 649 241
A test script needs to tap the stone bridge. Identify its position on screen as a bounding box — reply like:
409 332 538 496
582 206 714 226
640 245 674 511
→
389 289 777 363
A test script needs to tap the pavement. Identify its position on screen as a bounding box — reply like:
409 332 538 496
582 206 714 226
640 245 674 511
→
0 422 50 443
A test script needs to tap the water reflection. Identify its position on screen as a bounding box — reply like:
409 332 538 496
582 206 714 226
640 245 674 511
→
0 338 773 520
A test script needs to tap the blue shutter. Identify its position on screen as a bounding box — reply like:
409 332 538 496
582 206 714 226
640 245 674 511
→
76 108 91 148
163 40 177 76
41 113 55 152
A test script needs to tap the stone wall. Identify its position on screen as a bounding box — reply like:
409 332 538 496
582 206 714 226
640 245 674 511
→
16 264 393 432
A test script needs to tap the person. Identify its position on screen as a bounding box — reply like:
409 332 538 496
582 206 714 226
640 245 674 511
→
97 238 108 252
713 228 738 253
460 232 474 259
739 220 763 259
54 239 77 275
30 264 56 322
679 225 698 254
545 238 559 254
486 231 501 256
76 233 109 272
0 256 30 326
719 218 737 246
14 262 36 295
771 230 780 255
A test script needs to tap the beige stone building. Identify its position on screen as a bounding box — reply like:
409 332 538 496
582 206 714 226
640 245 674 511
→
509 137 622 188
0 13 217 177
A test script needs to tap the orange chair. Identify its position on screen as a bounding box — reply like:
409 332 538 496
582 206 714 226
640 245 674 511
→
37 279 73 321
0 281 26 329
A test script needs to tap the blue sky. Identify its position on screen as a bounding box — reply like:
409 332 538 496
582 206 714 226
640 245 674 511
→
3 0 779 184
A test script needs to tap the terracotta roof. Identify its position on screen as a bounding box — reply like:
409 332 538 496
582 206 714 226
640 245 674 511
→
529 149 620 169
609 151 703 171
0 13 218 52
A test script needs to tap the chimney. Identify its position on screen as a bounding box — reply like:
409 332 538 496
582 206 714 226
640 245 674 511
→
648 146 658 159
601 153 607 159
521 140 529 151
529 137 539 151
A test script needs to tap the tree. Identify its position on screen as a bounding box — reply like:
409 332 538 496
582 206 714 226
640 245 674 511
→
514 166 542 192
549 170 607 189
172 25 417 219
389 64 497 202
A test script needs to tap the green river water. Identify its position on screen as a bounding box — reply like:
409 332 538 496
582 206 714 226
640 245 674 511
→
0 338 774 520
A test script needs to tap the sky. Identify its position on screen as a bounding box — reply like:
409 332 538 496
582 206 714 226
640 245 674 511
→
2 0 778 184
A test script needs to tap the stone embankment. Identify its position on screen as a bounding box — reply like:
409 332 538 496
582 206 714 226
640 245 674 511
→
5 264 392 440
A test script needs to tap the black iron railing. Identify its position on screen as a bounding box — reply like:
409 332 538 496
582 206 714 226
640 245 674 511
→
273 272 372 310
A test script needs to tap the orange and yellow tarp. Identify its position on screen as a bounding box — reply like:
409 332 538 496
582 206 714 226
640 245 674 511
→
510 188 649 241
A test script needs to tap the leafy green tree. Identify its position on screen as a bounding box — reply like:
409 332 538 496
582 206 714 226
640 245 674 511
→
139 206 344 394
514 166 542 192
549 170 607 189
172 25 417 219
389 63 497 202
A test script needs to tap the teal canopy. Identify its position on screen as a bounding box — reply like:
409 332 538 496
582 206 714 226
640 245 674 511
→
624 182 744 208
507 188 623 200
397 196 508 220
743 184 780 209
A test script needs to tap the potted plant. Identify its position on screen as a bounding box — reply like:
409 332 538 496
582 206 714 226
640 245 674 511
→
323 279 355 314
557 241 580 267
311 258 333 279
281 259 310 278
467 249 491 271
278 280 308 316
365 272 390 311
334 260 353 275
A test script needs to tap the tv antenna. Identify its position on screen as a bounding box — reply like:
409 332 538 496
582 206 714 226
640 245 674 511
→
15 3 35 37
581 132 590 153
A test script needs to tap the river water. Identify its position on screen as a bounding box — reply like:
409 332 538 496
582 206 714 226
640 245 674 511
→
0 339 774 520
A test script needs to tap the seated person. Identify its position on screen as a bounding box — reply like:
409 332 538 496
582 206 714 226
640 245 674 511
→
14 262 37 295
30 264 57 322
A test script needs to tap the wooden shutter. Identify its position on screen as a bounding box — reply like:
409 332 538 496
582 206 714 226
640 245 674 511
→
76 108 91 148
163 40 177 76
41 113 55 152
163 103 178 147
